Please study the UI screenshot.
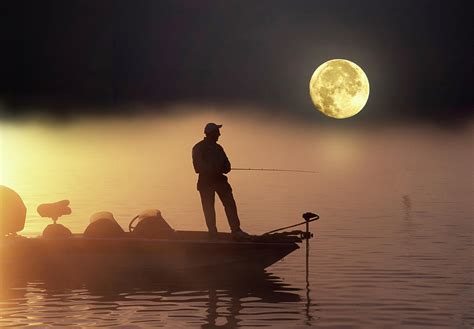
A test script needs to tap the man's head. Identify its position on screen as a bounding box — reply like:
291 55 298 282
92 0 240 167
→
204 123 222 142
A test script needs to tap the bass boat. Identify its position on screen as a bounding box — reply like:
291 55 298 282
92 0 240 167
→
0 188 318 276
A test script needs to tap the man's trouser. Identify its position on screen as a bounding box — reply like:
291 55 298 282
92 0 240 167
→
198 181 241 235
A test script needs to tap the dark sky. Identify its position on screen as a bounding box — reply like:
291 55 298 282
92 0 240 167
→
1 0 473 122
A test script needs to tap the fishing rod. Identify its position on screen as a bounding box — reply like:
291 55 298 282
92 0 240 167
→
232 167 317 174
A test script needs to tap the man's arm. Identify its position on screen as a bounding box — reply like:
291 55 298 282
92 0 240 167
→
220 146 231 174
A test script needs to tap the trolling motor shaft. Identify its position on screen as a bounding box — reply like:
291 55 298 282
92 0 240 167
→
302 212 317 240
302 212 316 284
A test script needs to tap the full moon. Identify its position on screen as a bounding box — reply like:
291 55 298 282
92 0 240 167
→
309 59 370 119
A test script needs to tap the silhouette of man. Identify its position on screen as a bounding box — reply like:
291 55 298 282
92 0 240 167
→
192 123 249 239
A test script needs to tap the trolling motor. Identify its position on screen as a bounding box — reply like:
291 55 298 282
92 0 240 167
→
262 211 319 288
263 212 319 294
263 211 319 241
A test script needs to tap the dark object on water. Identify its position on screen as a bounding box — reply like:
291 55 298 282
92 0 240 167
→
129 209 175 238
0 185 27 236
83 212 125 238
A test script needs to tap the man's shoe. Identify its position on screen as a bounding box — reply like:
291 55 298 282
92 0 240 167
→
232 229 250 241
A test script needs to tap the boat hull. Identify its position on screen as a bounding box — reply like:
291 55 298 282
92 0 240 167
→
1 233 299 276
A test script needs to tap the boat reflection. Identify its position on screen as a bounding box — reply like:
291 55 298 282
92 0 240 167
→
0 269 302 328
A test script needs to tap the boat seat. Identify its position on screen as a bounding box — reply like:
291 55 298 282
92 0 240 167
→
37 200 71 222
84 211 125 238
0 186 27 236
43 223 72 239
132 209 174 238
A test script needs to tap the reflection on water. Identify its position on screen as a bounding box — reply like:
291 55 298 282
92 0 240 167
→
402 195 412 221
1 110 473 328
0 270 302 328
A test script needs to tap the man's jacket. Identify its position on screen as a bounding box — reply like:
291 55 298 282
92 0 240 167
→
192 137 231 190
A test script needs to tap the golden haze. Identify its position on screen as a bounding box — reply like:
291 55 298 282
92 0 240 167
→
1 108 472 237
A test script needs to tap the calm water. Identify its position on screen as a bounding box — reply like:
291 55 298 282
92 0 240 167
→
1 111 473 328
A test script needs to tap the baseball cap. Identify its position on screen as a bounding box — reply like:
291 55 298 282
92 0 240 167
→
204 123 222 134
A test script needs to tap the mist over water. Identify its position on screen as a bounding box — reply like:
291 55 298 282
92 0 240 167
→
1 107 473 327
